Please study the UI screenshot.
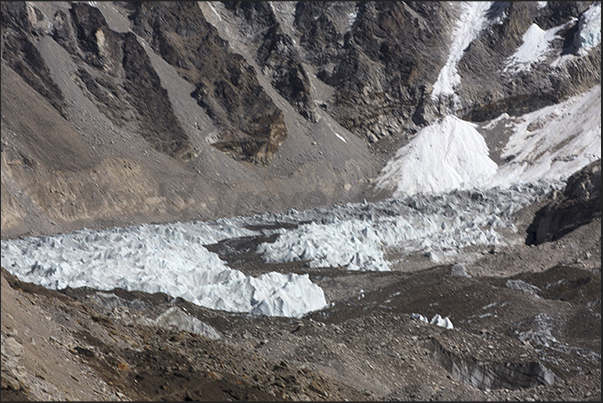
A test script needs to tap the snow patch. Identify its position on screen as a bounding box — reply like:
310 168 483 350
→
324 119 348 143
504 22 568 73
431 1 493 104
347 9 357 32
334 132 348 143
206 2 222 22
374 115 498 197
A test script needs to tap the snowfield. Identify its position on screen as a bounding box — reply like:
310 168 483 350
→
490 85 601 187
374 115 498 197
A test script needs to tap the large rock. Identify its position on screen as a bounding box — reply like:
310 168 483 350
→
526 159 601 245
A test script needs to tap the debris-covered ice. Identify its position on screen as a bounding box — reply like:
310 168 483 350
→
256 182 561 271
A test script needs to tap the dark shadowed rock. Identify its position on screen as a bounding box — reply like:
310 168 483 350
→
130 1 287 165
527 159 601 245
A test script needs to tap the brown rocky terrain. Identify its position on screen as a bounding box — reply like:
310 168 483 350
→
1 1 601 402
2 161 601 401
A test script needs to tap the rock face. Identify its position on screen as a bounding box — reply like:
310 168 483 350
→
129 1 287 164
526 159 602 245
294 1 455 141
0 1 600 238
456 2 601 122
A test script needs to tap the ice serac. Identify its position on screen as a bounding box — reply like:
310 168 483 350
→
0 221 326 318
257 219 390 272
256 182 555 271
574 1 601 53
374 115 498 198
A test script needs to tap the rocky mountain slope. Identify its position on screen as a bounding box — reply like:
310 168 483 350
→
1 1 601 401
1 1 600 238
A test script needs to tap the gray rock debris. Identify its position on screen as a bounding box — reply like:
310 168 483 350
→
154 306 222 341
506 280 541 297
451 263 471 278
1 335 27 391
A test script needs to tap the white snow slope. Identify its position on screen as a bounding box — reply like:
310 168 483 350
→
377 85 601 197
374 115 498 198
490 85 601 187
431 1 493 104
504 22 570 73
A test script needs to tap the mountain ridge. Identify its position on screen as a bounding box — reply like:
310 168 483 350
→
2 1 600 238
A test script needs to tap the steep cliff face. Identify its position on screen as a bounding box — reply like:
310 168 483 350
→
129 1 288 164
294 1 455 141
1 2 68 118
0 1 600 238
526 159 601 245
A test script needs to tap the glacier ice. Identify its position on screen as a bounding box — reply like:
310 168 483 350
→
574 1 601 53
1 220 327 318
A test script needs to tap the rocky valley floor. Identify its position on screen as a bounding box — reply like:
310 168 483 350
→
2 212 600 401
1 2 601 401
